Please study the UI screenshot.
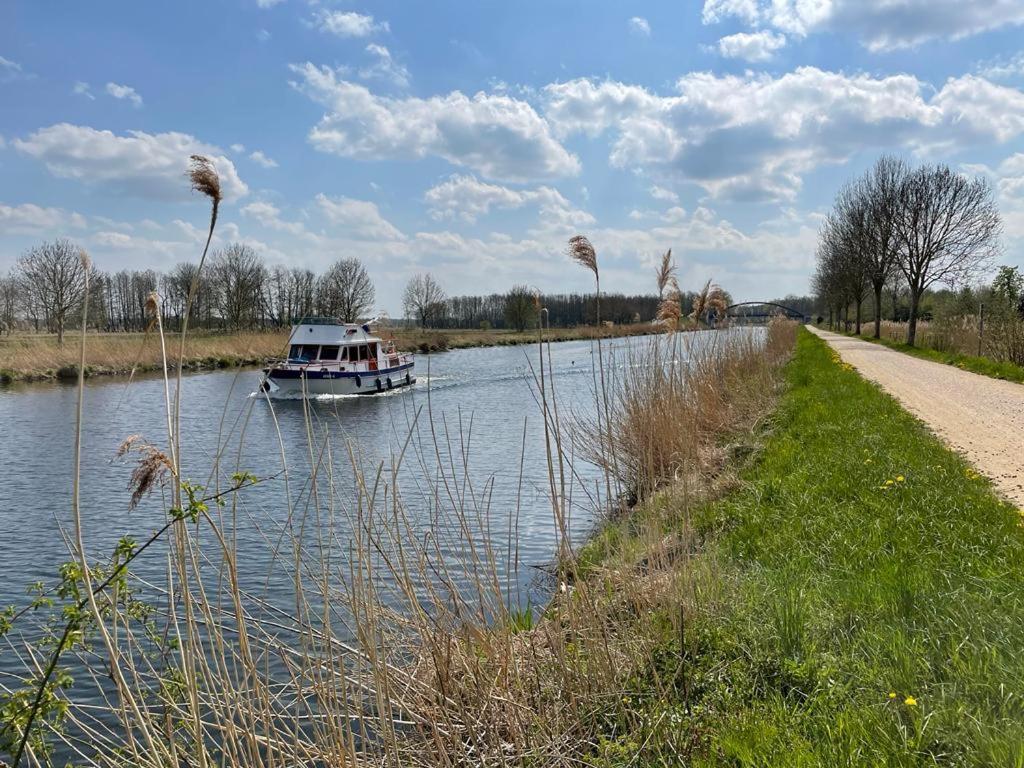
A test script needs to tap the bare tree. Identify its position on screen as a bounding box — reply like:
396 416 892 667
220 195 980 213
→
210 244 268 329
895 164 1001 346
317 258 375 322
862 155 907 338
504 285 538 332
820 204 870 334
0 272 17 334
15 239 88 345
403 273 446 328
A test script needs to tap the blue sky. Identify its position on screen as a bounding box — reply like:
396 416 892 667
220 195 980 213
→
3 1 1024 314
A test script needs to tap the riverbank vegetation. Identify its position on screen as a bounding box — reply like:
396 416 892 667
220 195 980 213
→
0 322 664 383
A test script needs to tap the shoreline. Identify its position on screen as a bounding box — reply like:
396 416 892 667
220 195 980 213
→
0 323 664 385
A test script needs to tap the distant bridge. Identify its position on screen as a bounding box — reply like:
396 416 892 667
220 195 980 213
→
724 302 809 324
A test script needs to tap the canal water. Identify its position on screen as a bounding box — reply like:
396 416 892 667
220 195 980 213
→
0 334 645 608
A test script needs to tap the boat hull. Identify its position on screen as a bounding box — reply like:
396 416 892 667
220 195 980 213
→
263 362 415 396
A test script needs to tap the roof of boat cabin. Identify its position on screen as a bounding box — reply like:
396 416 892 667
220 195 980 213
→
288 318 382 345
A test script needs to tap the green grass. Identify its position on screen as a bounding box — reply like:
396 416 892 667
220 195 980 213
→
593 328 1024 766
835 326 1024 384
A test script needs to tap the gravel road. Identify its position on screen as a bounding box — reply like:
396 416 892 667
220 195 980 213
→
808 326 1024 507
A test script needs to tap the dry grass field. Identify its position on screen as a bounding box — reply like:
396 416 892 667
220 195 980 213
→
0 323 663 382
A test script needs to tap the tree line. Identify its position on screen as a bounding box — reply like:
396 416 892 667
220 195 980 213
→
1 238 671 341
813 155 1001 346
0 240 383 341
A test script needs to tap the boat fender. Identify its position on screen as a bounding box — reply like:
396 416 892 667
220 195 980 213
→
355 375 362 388
386 377 393 390
375 378 383 392
406 372 411 385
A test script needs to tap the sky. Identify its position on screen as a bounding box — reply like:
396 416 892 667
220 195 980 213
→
3 0 1024 315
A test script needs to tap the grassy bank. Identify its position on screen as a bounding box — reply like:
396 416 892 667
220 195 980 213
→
830 325 1024 384
0 323 661 384
589 328 1024 764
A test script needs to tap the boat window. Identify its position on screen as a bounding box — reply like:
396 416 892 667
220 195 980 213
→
368 342 378 360
320 345 340 361
338 346 349 362
290 345 302 359
360 345 370 361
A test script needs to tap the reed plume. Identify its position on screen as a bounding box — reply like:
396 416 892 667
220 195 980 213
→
116 435 174 510
567 234 598 281
174 156 222 470
691 279 728 326
655 248 675 298
656 281 682 331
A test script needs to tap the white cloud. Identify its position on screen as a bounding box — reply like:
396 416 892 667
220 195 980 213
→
257 28 272 42
717 30 787 62
73 81 95 100
424 174 594 226
256 0 285 8
241 201 305 234
105 82 143 108
359 44 410 88
14 124 248 201
929 75 1024 143
248 150 278 168
976 51 1024 81
628 17 651 37
662 206 688 223
315 194 406 240
0 202 87 235
289 63 580 182
90 227 214 264
312 10 388 38
0 55 29 82
702 0 761 26
230 143 245 153
649 185 679 203
702 0 1024 51
541 68 1024 200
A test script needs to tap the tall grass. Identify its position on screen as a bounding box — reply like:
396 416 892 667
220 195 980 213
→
868 315 1024 366
579 324 795 505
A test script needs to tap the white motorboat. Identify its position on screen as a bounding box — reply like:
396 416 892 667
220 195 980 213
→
261 317 415 396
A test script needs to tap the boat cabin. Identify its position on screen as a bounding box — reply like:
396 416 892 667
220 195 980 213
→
284 317 403 372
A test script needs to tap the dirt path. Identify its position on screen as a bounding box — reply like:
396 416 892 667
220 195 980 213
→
807 326 1024 507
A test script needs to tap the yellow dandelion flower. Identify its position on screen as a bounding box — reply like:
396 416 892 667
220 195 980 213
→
885 479 894 486
904 696 917 706
888 692 897 699
865 458 873 464
896 475 905 482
